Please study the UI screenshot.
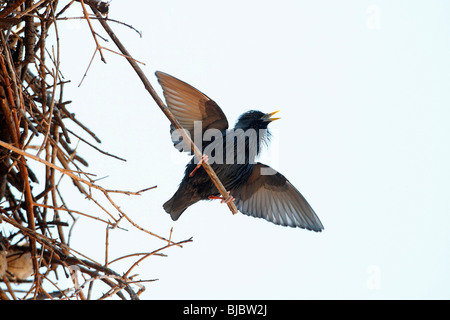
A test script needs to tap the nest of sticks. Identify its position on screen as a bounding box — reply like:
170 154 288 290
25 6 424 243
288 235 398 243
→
0 0 193 300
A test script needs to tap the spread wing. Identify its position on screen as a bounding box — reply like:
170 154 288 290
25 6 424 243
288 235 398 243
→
155 71 229 152
232 163 324 231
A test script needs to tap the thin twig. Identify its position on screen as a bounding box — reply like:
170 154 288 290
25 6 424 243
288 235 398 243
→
0 139 182 246
66 128 126 162
56 16 142 37
0 0 193 300
123 237 193 278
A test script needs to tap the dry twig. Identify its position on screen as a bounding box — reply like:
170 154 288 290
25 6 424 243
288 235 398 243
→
0 0 190 300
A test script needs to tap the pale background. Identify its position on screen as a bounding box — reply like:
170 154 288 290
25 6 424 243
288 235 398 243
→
45 0 450 299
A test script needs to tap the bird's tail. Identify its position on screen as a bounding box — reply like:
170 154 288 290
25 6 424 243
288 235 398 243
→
163 190 198 221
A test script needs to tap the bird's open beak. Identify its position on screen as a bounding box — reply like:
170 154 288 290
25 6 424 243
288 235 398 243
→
264 110 280 122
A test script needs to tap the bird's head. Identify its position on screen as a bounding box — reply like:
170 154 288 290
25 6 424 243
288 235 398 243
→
234 110 280 131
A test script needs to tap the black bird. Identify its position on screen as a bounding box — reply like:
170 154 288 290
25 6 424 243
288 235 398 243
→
156 71 323 232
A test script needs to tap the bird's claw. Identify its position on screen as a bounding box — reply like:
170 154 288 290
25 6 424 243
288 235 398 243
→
208 191 235 204
189 154 209 177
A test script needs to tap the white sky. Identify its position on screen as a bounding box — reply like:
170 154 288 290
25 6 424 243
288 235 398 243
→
39 0 450 299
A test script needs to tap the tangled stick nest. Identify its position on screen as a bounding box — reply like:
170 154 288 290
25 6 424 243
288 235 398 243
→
0 0 192 300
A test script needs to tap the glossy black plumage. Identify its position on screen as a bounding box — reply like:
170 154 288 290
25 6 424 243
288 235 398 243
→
156 71 323 231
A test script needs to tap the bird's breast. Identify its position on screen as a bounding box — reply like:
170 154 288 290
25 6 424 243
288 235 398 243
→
200 128 262 166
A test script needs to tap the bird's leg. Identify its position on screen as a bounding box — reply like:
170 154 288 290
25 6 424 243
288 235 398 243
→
189 154 209 177
208 191 235 204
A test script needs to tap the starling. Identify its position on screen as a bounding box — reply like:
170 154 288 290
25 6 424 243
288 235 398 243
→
156 71 323 231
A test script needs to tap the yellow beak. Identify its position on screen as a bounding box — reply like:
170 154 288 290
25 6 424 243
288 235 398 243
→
267 110 280 122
